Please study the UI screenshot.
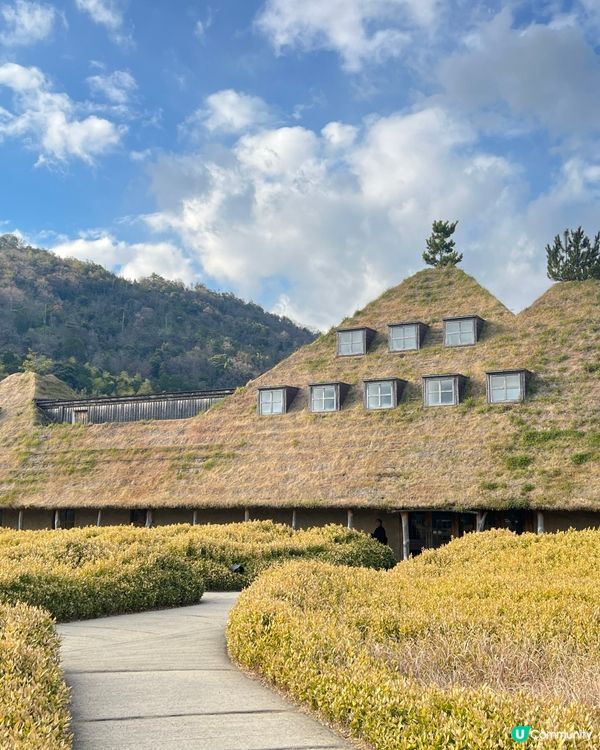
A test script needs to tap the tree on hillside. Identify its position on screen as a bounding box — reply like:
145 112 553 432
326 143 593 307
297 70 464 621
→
423 220 463 267
546 227 600 281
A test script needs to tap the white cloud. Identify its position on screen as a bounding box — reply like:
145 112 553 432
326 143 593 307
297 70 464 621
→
142 107 567 329
438 9 600 135
0 0 56 46
0 62 123 165
74 0 131 44
321 121 357 149
75 0 120 29
256 0 440 71
51 234 195 283
87 69 136 104
189 89 273 135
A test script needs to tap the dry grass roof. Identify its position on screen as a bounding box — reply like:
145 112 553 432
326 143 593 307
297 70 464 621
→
0 267 599 512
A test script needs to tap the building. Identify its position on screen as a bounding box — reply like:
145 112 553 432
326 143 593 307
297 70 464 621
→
0 267 598 559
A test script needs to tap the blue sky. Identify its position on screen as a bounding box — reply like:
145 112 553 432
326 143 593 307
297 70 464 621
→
0 0 599 328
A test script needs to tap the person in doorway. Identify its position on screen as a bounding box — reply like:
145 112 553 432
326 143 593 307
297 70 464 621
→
371 518 388 545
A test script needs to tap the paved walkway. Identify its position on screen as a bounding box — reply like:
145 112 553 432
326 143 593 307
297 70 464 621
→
58 592 351 750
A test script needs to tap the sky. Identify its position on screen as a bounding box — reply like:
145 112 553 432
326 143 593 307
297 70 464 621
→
0 0 599 330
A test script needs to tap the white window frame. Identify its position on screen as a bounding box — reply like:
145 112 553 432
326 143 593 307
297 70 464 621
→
389 324 419 352
337 329 365 356
424 377 458 407
310 385 338 412
365 381 395 410
258 388 286 415
445 318 476 347
488 373 523 404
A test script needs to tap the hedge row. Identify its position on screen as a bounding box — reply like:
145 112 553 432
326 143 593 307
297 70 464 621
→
0 522 395 603
228 529 600 750
0 602 70 749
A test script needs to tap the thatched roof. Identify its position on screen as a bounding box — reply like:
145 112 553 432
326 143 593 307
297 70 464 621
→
1 267 598 511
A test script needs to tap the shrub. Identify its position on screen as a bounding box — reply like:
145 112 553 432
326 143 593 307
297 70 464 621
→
0 602 70 749
228 529 600 750
0 522 394 602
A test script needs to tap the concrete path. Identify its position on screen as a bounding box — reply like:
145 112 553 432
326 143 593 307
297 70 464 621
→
58 592 351 750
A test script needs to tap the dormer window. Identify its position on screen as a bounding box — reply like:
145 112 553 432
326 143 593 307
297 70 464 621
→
257 386 299 415
423 374 466 407
486 370 530 404
309 382 349 412
388 322 427 352
363 378 405 410
336 327 376 356
443 316 484 347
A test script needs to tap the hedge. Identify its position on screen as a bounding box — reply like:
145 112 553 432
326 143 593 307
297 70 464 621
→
228 529 600 750
0 602 70 749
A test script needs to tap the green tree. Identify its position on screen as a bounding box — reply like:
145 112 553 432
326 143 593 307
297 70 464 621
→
423 220 463 267
21 350 54 375
546 227 600 281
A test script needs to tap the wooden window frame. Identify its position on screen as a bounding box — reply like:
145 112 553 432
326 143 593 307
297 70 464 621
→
422 374 466 407
388 321 428 352
336 327 376 357
443 316 484 347
486 370 530 404
256 386 299 415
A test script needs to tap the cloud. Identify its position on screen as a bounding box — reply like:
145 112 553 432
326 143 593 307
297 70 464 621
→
74 0 131 44
438 9 600 136
256 0 440 71
142 106 562 329
0 0 56 46
87 69 136 104
184 89 273 136
51 234 195 283
0 62 123 165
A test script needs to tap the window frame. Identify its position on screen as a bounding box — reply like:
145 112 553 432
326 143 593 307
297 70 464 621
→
486 370 528 404
422 375 464 407
363 378 404 410
443 316 483 347
388 322 425 352
336 327 375 357
309 382 349 413
258 388 286 415
256 386 299 416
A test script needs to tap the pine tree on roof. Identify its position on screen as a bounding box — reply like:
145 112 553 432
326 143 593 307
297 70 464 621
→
422 220 463 267
546 227 600 281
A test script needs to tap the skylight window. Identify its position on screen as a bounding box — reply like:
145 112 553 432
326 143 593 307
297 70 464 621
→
487 371 529 404
309 382 349 412
257 386 299 415
259 388 285 415
444 316 483 347
365 380 394 409
389 323 419 351
336 327 375 356
423 375 465 407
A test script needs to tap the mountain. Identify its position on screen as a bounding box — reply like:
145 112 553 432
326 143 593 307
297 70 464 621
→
0 235 315 395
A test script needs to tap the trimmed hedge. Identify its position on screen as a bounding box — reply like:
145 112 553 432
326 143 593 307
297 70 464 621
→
228 529 600 750
0 602 70 749
0 522 395 600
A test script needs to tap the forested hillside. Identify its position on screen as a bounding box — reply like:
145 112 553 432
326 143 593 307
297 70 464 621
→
0 235 315 396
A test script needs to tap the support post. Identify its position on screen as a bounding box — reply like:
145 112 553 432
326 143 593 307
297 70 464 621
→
401 511 410 561
192 510 198 526
536 511 544 534
291 509 297 530
53 510 60 530
476 511 487 532
244 508 250 522
347 509 354 529
96 509 102 527
17 509 23 531
145 509 153 528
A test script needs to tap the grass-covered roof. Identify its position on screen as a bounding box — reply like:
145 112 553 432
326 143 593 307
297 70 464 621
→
0 267 598 512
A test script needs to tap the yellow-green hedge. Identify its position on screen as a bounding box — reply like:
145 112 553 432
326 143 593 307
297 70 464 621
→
228 529 600 750
0 602 70 749
0 522 394 599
